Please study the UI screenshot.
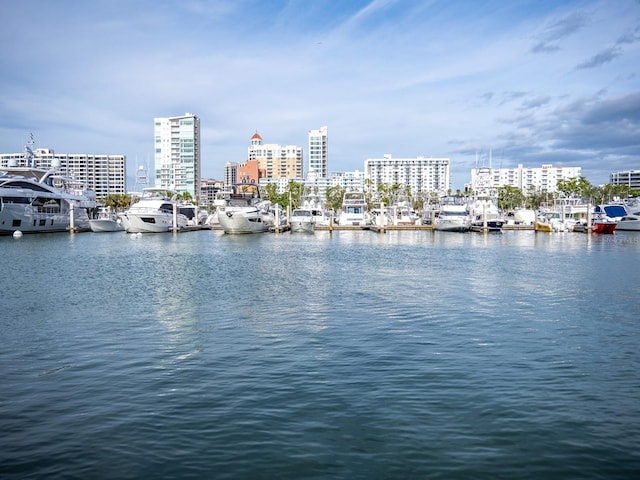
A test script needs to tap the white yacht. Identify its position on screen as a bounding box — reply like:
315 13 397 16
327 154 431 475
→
205 190 232 226
617 205 640 231
179 204 208 226
468 196 506 232
434 195 470 232
300 194 332 226
338 191 368 226
120 188 188 233
388 201 420 226
467 166 505 232
0 165 96 235
217 184 275 234
289 207 315 233
89 206 124 232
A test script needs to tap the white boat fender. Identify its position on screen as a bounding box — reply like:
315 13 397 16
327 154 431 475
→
13 230 23 238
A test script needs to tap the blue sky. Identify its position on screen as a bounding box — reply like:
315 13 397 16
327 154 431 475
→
1 0 638 190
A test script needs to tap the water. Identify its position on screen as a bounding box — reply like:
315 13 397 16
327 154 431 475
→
1 229 639 479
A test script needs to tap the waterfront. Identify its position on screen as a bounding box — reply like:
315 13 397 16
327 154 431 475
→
1 230 640 479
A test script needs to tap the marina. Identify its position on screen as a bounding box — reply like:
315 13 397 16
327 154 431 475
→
2 229 640 479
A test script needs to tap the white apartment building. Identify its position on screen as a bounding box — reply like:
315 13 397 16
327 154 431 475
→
365 154 450 195
258 170 366 197
154 113 201 198
1 147 126 199
248 132 303 179
223 162 240 187
610 169 640 189
469 164 582 193
308 126 328 178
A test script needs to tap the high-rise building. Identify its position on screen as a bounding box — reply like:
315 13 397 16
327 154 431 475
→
1 147 126 199
223 162 240 187
248 131 302 179
154 113 201 198
308 126 328 178
365 154 450 194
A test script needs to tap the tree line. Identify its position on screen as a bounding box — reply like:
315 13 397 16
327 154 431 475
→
99 177 637 214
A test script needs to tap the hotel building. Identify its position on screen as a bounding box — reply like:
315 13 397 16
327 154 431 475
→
248 132 303 180
154 113 201 198
1 147 126 199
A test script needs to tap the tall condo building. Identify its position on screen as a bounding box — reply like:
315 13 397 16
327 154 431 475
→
308 126 328 178
365 154 450 194
1 147 126 199
247 132 302 179
154 113 201 198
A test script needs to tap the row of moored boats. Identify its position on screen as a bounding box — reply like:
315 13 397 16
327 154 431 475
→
2 165 639 236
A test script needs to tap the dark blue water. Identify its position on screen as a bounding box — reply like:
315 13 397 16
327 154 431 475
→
1 230 640 479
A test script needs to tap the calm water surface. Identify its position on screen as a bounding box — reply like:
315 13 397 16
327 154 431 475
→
1 229 639 479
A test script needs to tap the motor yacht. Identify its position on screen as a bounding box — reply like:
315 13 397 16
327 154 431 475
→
338 191 368 226
0 165 96 235
434 195 470 232
120 188 188 233
217 184 275 234
89 206 124 232
289 207 315 233
617 208 640 231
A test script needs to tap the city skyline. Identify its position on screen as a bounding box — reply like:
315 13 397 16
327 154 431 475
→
0 0 638 190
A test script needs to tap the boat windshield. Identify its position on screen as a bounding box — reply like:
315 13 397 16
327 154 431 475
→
602 205 627 218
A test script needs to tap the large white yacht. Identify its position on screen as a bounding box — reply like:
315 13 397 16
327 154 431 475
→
120 188 188 233
338 190 368 226
289 207 315 233
467 166 505 232
217 184 275 234
617 203 640 231
0 163 96 235
434 195 470 232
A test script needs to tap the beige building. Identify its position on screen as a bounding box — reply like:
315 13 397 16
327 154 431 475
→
248 132 303 179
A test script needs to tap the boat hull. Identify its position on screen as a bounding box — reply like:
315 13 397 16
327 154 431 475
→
0 205 90 235
89 219 124 232
121 213 187 233
290 220 315 233
434 216 470 232
592 222 617 234
218 209 271 234
534 221 553 232
616 217 640 231
471 220 504 232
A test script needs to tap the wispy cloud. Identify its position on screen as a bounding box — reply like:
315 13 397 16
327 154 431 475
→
575 46 623 69
530 11 589 54
616 25 640 44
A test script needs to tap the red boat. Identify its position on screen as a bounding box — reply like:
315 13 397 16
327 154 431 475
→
591 219 617 234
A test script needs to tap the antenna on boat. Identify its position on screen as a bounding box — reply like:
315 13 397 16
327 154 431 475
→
135 161 149 190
